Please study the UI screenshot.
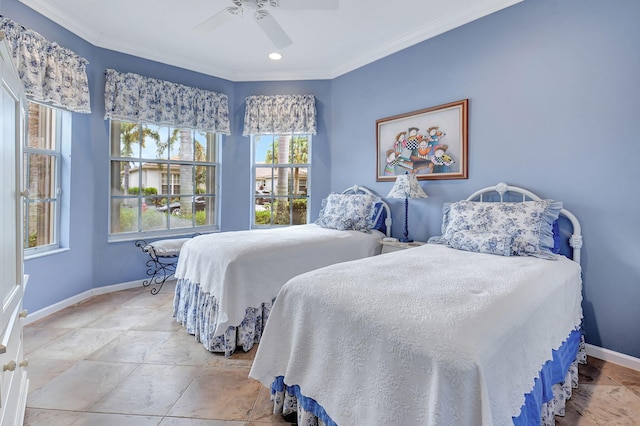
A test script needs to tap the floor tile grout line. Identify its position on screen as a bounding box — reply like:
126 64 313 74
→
83 361 146 414
158 364 208 421
247 385 265 423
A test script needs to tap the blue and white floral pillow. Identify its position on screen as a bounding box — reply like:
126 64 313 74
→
448 230 513 256
440 200 562 259
316 193 379 232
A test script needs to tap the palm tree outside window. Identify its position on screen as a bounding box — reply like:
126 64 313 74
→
252 132 310 227
108 120 220 240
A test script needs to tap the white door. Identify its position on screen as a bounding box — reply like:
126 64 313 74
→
0 44 23 345
0 33 28 426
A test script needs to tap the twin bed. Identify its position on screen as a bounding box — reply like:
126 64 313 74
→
173 185 391 356
248 182 584 425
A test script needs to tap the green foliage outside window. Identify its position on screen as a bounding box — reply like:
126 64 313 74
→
255 199 307 225
253 134 310 227
110 119 219 238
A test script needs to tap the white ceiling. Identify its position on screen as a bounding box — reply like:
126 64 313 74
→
20 0 522 82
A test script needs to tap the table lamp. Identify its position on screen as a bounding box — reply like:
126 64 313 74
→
387 172 428 242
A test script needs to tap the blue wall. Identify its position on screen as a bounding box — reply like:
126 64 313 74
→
329 0 640 359
3 0 639 359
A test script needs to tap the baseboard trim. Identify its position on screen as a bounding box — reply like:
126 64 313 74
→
23 280 144 325
585 343 640 371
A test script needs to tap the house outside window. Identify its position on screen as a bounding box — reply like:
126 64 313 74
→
23 102 70 255
109 121 220 240
252 133 310 227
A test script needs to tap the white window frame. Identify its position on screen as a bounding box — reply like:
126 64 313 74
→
251 133 311 228
108 121 221 241
23 101 70 257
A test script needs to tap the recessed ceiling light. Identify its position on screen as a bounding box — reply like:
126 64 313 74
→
268 52 282 61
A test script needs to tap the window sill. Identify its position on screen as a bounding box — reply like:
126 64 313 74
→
108 227 219 244
25 247 70 261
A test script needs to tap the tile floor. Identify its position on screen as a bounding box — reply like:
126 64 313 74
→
22 282 640 425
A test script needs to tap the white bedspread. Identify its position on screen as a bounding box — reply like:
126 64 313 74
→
249 244 583 426
175 224 383 336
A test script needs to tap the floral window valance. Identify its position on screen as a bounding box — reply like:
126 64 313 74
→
243 94 316 136
104 69 230 135
0 16 91 113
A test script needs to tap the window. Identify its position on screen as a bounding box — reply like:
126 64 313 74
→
252 133 310 227
109 121 220 240
161 172 181 195
23 102 70 255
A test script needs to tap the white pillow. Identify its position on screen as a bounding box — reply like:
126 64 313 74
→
144 238 190 257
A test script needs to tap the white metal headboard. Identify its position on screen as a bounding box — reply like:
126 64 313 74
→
466 182 583 264
341 184 392 237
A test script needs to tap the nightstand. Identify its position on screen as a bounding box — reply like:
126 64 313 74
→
379 240 426 254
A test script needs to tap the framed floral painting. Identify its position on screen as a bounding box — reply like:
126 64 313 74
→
376 99 468 181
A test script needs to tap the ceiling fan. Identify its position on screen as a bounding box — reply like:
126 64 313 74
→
194 0 339 49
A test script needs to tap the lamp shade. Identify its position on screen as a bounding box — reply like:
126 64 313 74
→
387 173 428 199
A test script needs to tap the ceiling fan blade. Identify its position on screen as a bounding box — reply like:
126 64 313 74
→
193 7 238 34
275 0 339 10
254 11 293 49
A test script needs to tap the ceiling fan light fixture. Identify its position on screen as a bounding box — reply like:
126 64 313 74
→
194 0 338 46
268 52 282 60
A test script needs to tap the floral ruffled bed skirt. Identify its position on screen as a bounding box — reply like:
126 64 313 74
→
538 335 587 425
173 278 275 357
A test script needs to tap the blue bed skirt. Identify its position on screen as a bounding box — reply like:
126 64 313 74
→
270 329 584 425
513 328 583 425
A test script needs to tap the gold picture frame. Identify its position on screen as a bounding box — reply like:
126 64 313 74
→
376 99 468 181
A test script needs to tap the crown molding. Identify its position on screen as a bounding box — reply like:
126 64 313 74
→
19 0 523 81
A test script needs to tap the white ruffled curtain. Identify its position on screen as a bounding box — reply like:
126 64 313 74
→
0 16 91 113
104 69 230 134
243 94 316 136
